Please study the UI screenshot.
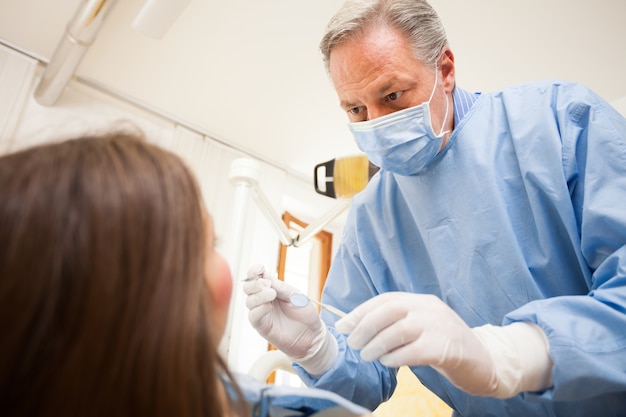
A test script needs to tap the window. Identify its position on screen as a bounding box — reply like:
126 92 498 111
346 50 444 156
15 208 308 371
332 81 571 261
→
267 211 332 385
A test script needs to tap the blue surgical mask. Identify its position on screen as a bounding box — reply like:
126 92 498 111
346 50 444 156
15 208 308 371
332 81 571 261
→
348 70 449 176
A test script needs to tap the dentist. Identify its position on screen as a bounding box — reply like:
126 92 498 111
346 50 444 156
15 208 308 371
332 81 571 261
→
244 0 626 416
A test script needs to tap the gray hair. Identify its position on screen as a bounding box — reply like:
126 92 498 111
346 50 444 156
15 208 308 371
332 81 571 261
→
320 0 448 73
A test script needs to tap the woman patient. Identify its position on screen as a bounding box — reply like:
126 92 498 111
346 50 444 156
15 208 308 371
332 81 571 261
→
0 130 370 417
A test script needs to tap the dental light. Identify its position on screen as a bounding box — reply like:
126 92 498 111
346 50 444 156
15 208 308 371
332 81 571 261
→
132 0 192 39
34 0 191 106
34 0 117 106
314 154 379 199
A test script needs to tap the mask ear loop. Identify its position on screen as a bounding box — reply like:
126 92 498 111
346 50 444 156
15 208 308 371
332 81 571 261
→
438 92 450 136
427 67 450 137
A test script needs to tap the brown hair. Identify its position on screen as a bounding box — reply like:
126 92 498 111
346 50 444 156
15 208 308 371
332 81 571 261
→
0 132 237 416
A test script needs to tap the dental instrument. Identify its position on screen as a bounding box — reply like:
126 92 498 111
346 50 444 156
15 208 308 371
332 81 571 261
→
241 274 347 317
289 293 347 318
243 274 263 282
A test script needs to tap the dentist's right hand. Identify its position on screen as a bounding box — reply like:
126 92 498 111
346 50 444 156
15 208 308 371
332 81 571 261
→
243 264 338 376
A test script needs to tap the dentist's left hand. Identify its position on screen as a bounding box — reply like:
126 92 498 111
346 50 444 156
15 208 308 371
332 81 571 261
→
335 292 553 398
243 265 338 376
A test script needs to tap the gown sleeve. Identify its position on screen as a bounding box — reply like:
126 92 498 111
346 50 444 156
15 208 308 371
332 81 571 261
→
504 85 626 402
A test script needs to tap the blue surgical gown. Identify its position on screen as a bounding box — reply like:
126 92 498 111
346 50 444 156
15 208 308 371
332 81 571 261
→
222 372 370 416
296 81 626 416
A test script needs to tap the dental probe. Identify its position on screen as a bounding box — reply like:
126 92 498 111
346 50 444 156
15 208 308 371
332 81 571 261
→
242 275 347 318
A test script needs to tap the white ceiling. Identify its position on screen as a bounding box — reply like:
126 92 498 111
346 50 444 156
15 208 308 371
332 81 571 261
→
1 0 625 181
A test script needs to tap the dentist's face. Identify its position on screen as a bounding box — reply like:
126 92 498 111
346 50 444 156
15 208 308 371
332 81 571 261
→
329 23 455 135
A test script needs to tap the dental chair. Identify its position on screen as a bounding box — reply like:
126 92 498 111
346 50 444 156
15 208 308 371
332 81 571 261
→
248 350 296 383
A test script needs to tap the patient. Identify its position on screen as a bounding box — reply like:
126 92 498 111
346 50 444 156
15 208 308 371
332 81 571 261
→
0 130 370 417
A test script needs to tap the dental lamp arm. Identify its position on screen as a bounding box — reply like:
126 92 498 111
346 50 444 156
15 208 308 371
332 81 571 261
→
229 158 351 248
250 181 294 246
294 199 351 247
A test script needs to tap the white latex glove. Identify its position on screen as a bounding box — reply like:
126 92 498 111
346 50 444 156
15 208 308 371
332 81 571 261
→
243 264 338 376
335 292 553 398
